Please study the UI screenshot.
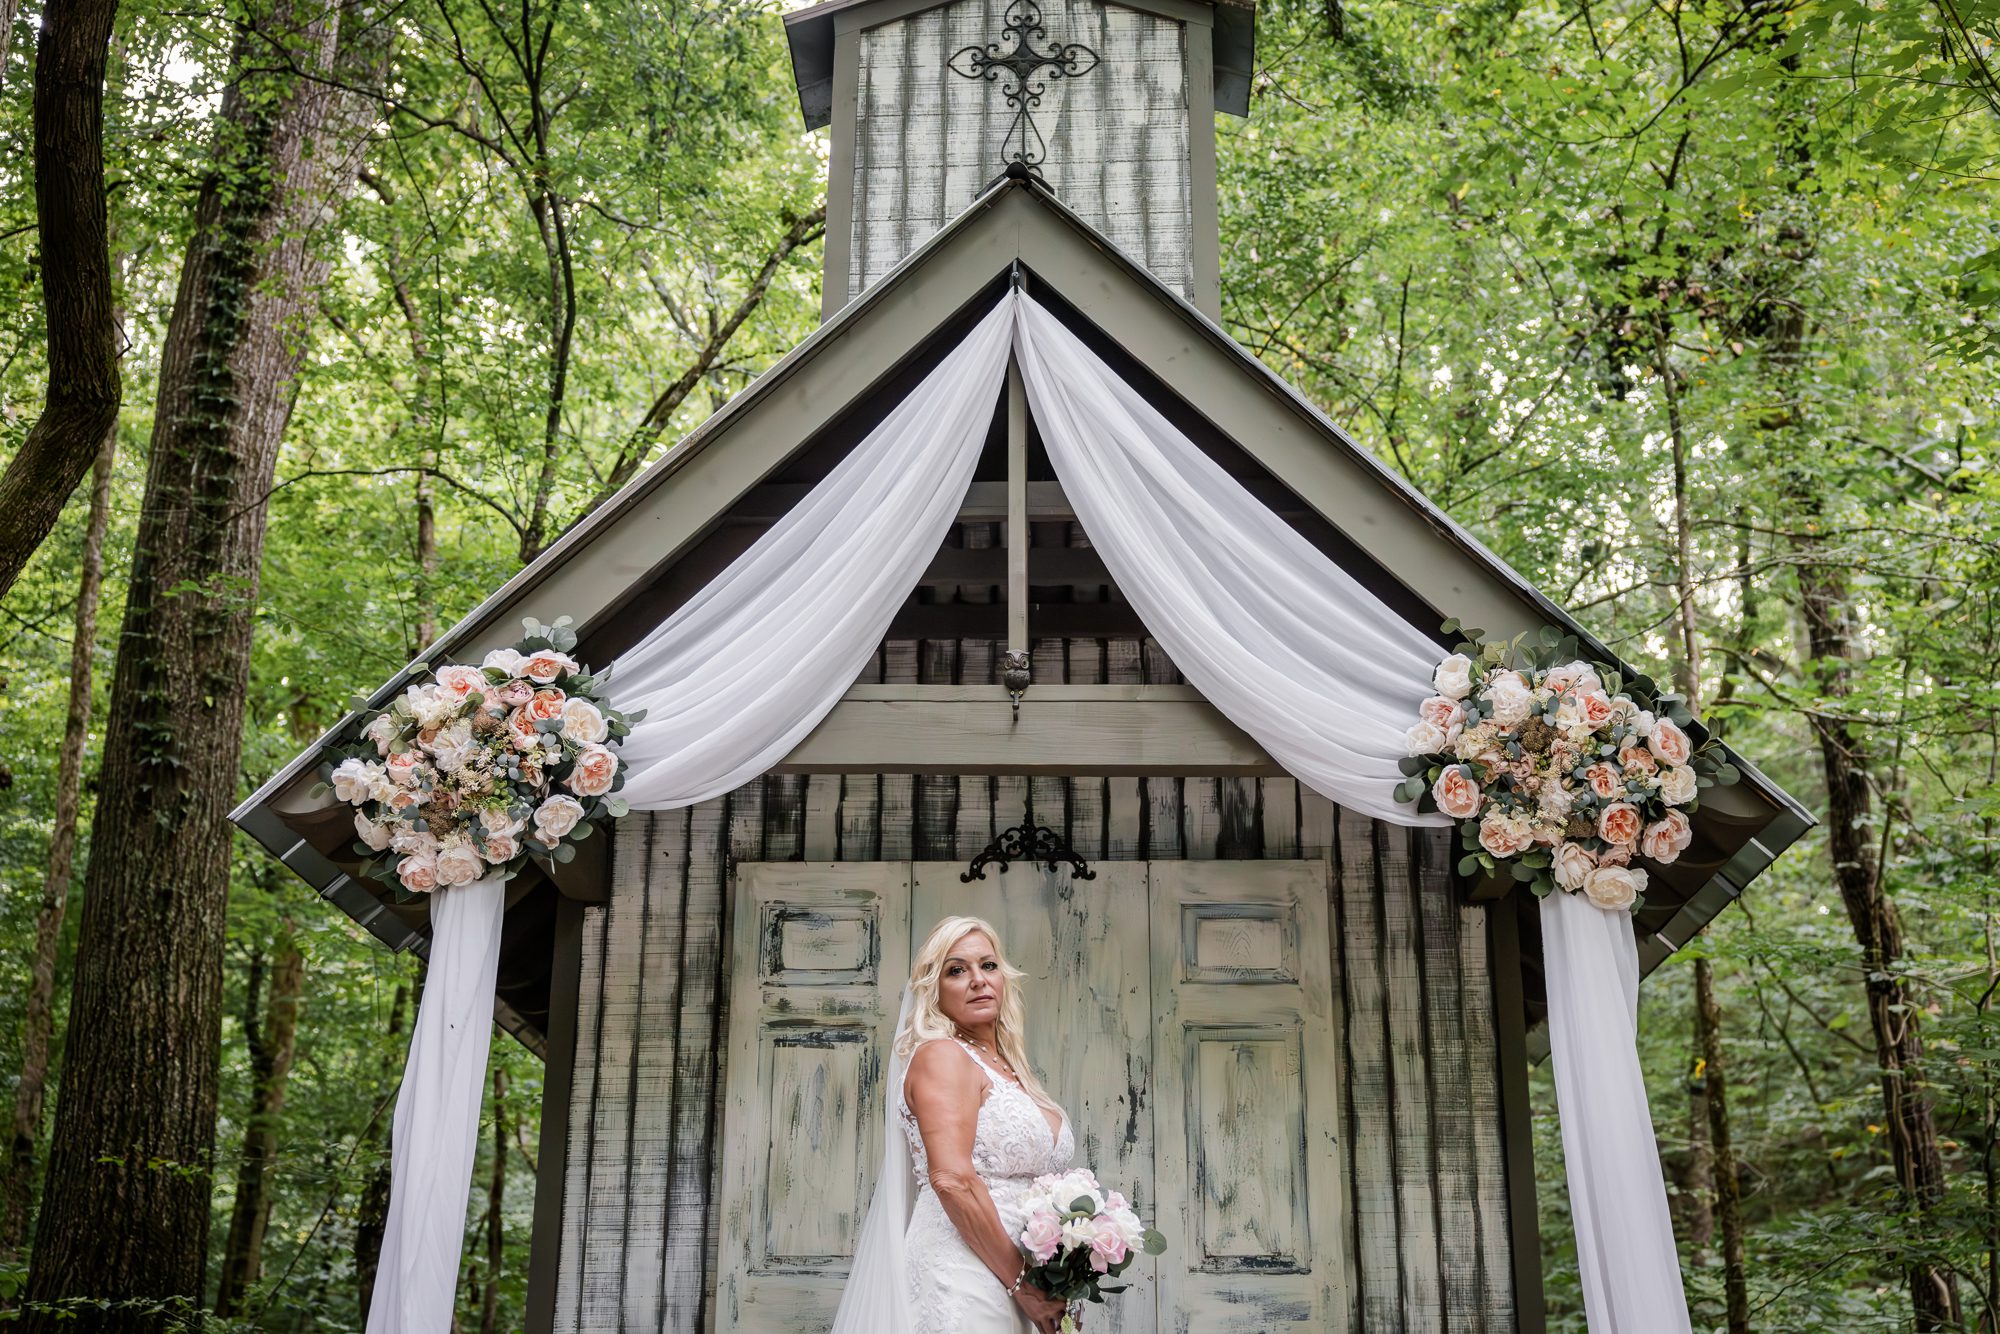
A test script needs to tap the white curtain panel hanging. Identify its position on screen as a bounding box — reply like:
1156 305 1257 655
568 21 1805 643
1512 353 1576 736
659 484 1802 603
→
364 873 508 1334
1009 293 1450 828
1540 888 1693 1334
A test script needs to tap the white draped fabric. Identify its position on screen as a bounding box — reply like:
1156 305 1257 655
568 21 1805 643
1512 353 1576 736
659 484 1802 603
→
1541 888 1693 1334
1011 295 1449 828
364 874 507 1334
366 288 1687 1332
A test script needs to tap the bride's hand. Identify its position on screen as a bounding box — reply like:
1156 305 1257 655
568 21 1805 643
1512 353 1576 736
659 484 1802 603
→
1012 1283 1069 1333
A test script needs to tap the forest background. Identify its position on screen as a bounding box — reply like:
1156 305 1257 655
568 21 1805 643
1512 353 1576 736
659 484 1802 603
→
0 0 1996 1327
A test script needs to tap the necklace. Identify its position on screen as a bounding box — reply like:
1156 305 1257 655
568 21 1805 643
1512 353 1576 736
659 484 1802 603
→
955 1029 1016 1078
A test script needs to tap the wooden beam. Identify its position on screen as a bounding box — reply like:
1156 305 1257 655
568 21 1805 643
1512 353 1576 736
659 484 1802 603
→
524 894 585 1333
775 685 1280 775
917 545 1111 587
727 477 1316 524
1007 356 1028 652
884 601 1147 640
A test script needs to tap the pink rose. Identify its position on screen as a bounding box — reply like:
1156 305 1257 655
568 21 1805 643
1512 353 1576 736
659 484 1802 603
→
565 744 619 798
522 650 579 684
1577 690 1617 730
397 854 439 894
1598 841 1633 867
1418 695 1466 733
524 687 567 722
482 828 522 863
1544 661 1605 695
1479 814 1535 859
1431 765 1485 821
1649 717 1693 767
435 837 485 887
1597 801 1643 847
385 750 424 787
1584 763 1623 800
1021 1210 1063 1265
1088 1225 1128 1274
363 713 398 757
386 786 426 813
1619 744 1659 775
1641 809 1694 864
436 664 487 697
497 678 535 707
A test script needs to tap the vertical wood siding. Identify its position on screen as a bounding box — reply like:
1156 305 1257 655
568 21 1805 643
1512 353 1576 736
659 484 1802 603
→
852 0 1193 300
552 762 1516 1331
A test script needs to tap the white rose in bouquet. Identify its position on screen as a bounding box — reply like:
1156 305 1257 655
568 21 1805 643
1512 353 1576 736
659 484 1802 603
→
1482 671 1535 726
1583 864 1647 911
435 836 486 887
331 758 384 804
1404 720 1448 757
1552 841 1596 891
1658 764 1697 805
534 794 587 841
1432 654 1475 700
354 811 394 851
560 697 609 745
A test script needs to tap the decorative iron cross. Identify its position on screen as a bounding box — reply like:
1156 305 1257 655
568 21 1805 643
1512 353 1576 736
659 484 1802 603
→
948 0 1100 172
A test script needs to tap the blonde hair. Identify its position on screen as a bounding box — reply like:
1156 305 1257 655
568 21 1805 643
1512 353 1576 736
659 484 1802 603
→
898 915 1059 1115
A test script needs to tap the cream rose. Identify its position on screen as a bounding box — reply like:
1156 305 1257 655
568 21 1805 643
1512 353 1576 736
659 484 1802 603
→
385 748 424 787
482 647 525 676
363 713 399 756
389 826 437 858
1597 801 1644 847
331 758 384 805
1577 690 1617 730
1433 654 1475 701
560 697 609 745
354 811 393 851
1478 813 1535 859
1641 809 1694 864
533 794 587 841
1582 864 1647 911
435 837 486 887
1648 717 1693 767
1538 781 1576 820
1482 671 1535 726
522 650 580 684
1553 841 1597 890
1545 661 1604 695
482 828 522 863
398 854 439 894
1432 765 1485 820
1583 762 1624 800
565 744 619 798
1658 764 1698 805
1405 720 1449 757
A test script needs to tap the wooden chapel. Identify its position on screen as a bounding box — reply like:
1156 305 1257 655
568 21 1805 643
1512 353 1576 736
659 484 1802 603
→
232 1 1813 1330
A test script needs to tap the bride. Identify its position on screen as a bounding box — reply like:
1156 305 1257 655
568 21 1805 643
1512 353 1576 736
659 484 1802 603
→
831 915 1078 1334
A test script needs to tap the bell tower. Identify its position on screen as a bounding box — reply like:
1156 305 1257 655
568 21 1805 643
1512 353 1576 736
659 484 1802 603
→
785 0 1256 320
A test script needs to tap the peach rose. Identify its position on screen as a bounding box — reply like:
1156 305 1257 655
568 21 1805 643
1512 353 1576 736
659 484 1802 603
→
436 664 487 697
1553 841 1596 890
1597 801 1644 847
1649 717 1693 767
1577 690 1617 730
1419 695 1466 733
397 854 439 894
524 687 567 722
1478 813 1535 858
565 744 619 798
482 828 522 863
1598 841 1633 867
522 650 579 684
385 749 424 787
1583 762 1624 800
507 706 542 749
435 837 485 887
1431 765 1485 821
1641 810 1694 864
1582 864 1646 911
1619 744 1659 775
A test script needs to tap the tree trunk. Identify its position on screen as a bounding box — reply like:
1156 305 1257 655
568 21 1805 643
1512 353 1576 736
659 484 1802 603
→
479 1066 507 1334
0 0 123 602
214 930 303 1315
0 425 117 1261
1684 1038 1715 1266
21 1 373 1321
1695 956 1749 1333
355 978 410 1323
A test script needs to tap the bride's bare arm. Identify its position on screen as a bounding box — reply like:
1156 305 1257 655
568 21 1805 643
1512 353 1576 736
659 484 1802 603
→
904 1042 1069 1331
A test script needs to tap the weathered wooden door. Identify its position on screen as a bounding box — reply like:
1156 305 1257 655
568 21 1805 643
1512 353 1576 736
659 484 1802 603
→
1149 861 1346 1333
716 860 1344 1334
716 863 910 1333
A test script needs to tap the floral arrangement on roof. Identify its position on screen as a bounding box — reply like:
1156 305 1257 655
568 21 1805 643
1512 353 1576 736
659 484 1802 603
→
1392 620 1739 910
316 617 643 899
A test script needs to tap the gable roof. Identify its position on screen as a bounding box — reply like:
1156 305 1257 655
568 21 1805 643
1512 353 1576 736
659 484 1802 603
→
232 171 1813 1048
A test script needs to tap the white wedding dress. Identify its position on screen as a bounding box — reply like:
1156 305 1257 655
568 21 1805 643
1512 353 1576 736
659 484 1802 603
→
894 1038 1076 1333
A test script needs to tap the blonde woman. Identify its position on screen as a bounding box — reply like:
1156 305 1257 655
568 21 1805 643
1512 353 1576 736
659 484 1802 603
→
830 916 1077 1334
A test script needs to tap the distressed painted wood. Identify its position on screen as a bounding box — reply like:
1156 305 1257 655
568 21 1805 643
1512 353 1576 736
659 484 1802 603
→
715 863 912 1333
554 760 1516 1334
914 861 1159 1333
1149 860 1345 1332
851 0 1193 299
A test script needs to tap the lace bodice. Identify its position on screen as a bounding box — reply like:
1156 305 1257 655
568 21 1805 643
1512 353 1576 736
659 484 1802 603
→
895 1039 1074 1188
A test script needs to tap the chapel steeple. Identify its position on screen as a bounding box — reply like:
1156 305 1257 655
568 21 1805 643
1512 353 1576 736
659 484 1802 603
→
784 0 1256 320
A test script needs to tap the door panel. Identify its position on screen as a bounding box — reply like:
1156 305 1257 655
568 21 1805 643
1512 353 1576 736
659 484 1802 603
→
717 864 910 1334
912 862 1159 1334
1149 861 1346 1333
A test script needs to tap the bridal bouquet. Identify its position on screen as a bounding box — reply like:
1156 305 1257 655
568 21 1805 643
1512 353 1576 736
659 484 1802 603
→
1016 1168 1166 1333
1392 621 1737 910
318 616 643 898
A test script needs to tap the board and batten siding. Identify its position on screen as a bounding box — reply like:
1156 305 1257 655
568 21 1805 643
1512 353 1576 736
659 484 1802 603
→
549 765 1517 1329
851 0 1193 301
